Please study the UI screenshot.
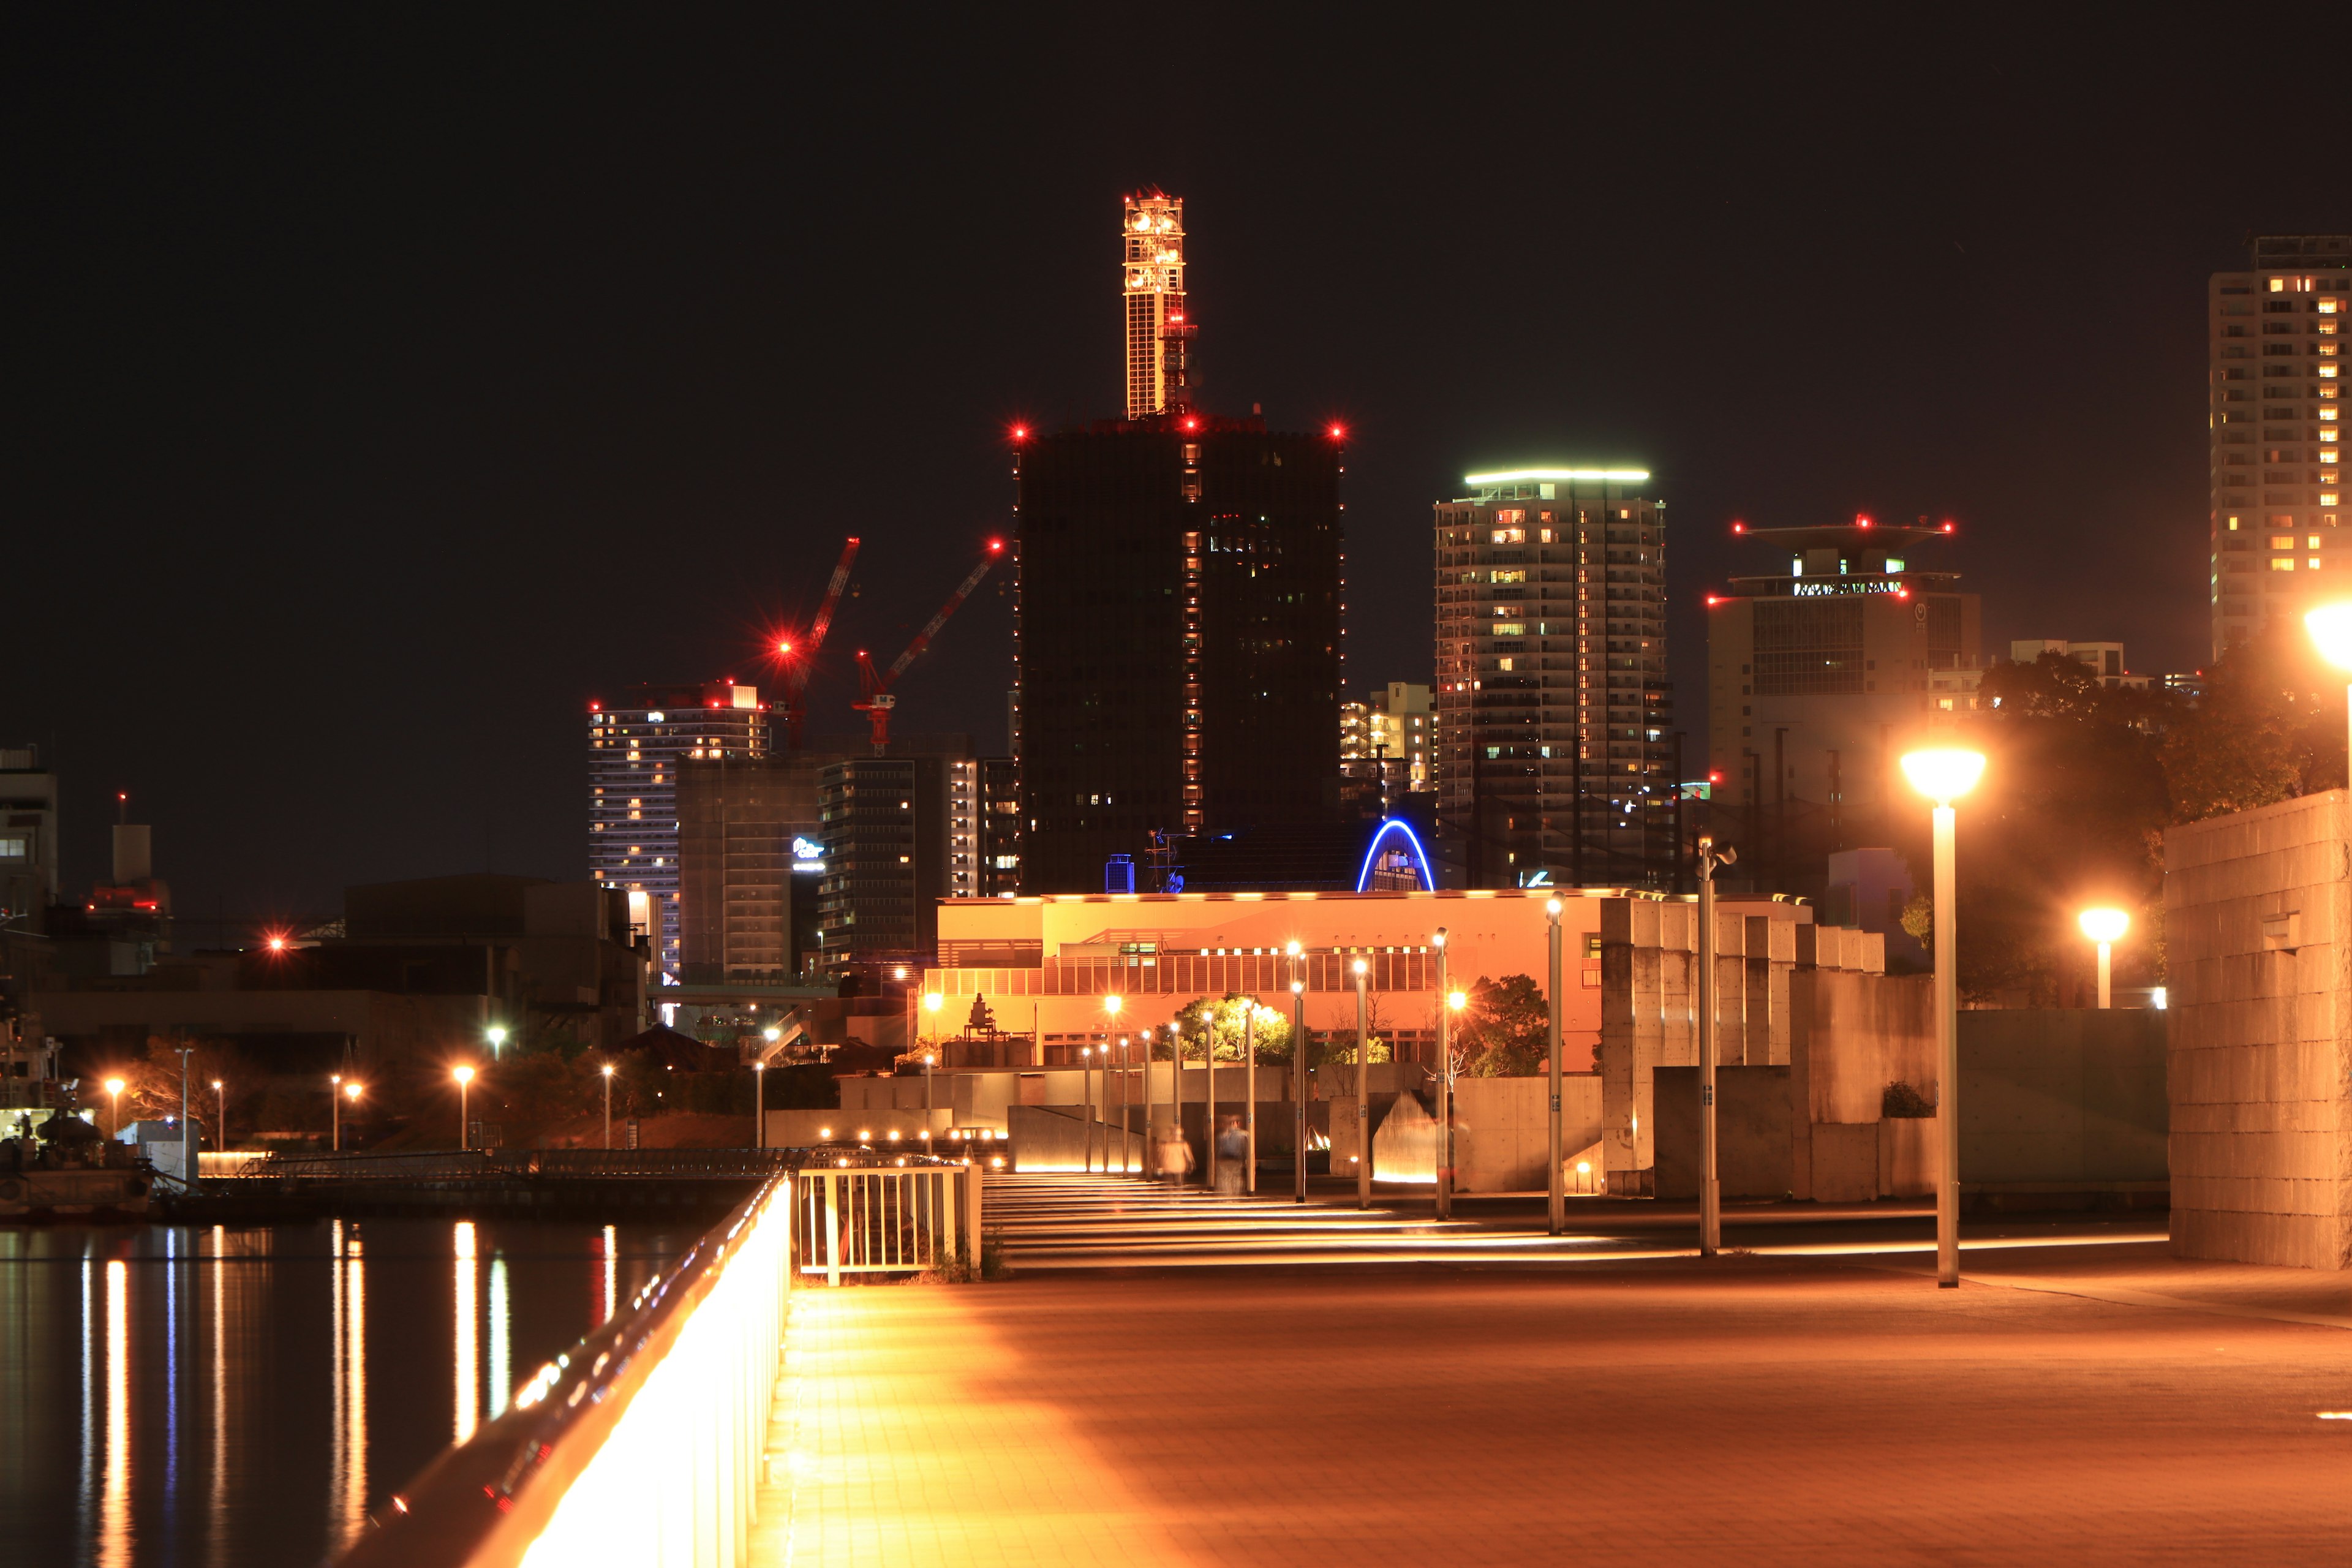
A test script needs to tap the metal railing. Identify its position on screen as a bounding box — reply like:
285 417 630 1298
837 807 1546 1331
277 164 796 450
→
797 1163 981 1285
234 1148 804 1182
337 1173 792 1568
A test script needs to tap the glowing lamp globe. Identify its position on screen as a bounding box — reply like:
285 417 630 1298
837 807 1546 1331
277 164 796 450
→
1447 990 1469 1012
2307 603 2352 673
1104 994 1123 1016
924 992 943 1013
2078 908 2130 944
1900 748 1986 805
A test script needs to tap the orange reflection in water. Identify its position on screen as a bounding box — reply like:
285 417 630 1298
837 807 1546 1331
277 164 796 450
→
453 1221 478 1444
99 1257 129 1568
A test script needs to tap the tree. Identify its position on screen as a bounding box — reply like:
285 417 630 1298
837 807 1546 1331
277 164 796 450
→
2160 616 2345 821
1168 993 1292 1063
1452 975 1549 1076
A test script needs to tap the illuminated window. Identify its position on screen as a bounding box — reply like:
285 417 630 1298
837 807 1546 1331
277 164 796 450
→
1490 528 1526 544
2274 535 2296 548
1493 569 1527 583
2227 516 2241 530
2271 558 2296 571
1493 624 1526 636
2312 559 2323 570
2271 277 2285 293
2313 537 2326 549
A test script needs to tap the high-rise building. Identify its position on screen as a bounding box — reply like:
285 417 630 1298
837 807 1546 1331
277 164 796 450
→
815 750 986 971
1013 193 1345 894
0 747 59 932
587 681 769 976
1433 469 1674 889
1121 192 1187 420
2209 234 2350 656
1704 517 1980 894
677 755 821 984
1345 682 1430 799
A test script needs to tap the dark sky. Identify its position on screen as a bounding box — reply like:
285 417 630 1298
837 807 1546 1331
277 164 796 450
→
9 11 2342 925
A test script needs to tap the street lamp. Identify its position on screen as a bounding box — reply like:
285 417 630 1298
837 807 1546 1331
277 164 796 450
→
1545 897 1564 1237
334 1078 363 1153
1080 1046 1096 1171
2078 908 2130 1009
1695 834 1737 1257
1901 745 1986 1289
1103 995 1123 1170
753 1061 766 1151
1289 938 1308 1205
486 1024 508 1060
104 1076 125 1142
1353 956 1371 1209
212 1078 225 1156
2305 603 2352 786
1434 927 1454 1220
1129 1030 1147 1175
453 1065 476 1152
600 1061 616 1150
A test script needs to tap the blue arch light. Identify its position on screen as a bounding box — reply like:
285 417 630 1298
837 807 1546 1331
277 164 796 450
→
1355 818 1434 894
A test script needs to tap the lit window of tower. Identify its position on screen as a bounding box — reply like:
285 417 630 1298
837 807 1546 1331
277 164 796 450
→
1122 192 1186 420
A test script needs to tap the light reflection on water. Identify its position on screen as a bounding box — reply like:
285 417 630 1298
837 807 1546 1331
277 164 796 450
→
0 1216 688 1567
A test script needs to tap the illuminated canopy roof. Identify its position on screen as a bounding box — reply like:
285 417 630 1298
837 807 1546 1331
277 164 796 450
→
1464 467 1649 486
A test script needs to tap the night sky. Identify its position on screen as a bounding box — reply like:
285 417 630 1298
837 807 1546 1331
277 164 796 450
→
9 12 2342 924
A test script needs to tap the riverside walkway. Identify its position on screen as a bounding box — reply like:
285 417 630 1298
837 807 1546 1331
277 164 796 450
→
748 1176 2352 1566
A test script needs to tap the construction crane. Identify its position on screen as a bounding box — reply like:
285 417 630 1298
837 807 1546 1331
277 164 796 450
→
774 536 861 751
852 540 1004 753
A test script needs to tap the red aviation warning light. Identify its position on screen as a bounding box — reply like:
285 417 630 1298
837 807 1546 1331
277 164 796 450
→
987 539 1005 553
1940 519 1955 533
776 639 794 656
1327 422 1348 440
1705 595 1724 606
1731 521 1745 533
1010 424 1030 442
1856 514 1873 529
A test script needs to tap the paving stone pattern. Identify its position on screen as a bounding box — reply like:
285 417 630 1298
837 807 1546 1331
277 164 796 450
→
753 1256 2352 1565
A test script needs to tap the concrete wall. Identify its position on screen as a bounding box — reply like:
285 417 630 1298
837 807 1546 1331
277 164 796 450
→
1447 1076 1607 1193
1959 1009 2167 1186
2166 791 2352 1270
1653 1066 1792 1200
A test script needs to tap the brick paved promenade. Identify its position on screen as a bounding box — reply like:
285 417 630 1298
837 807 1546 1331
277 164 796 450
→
754 1242 2352 1565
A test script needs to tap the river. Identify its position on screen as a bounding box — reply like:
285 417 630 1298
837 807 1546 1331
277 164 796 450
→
0 1215 698 1566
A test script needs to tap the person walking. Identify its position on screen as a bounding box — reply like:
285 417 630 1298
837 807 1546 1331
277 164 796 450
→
1157 1121 1193 1188
1214 1115 1246 1197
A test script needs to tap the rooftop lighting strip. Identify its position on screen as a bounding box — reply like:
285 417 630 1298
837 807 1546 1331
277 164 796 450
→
1464 469 1650 485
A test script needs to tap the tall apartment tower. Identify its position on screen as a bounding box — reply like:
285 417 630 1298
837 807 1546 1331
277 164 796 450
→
2209 234 2350 656
813 750 990 971
1433 469 1674 889
1123 192 1188 420
1014 192 1344 892
587 680 769 976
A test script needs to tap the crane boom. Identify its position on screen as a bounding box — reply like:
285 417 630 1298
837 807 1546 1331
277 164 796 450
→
778 535 860 750
886 551 997 684
851 539 1005 752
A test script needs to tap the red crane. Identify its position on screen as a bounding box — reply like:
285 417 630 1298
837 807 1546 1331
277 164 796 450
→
774 536 861 751
853 540 1005 752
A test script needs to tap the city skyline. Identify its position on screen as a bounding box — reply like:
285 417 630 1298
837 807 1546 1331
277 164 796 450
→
7 13 2343 919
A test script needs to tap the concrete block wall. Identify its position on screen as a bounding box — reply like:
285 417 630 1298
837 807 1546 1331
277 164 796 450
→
2165 791 2352 1270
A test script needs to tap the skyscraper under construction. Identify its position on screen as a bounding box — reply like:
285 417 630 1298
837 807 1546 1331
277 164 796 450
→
1014 192 1344 893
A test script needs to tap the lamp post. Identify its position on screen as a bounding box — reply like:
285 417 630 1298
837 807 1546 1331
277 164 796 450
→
340 1079 363 1153
1695 834 1737 1256
1116 1034 1131 1174
1353 957 1371 1209
753 1061 766 1150
1103 994 1123 1171
1243 1003 1259 1194
2304 603 2352 786
486 1024 508 1061
1546 899 1565 1236
1434 927 1453 1221
600 1063 616 1150
331 1072 344 1153
2078 908 2130 1009
1289 938 1307 1205
211 1078 225 1156
1901 745 1987 1289
105 1076 125 1143
453 1065 476 1152
1139 1027 1155 1180
178 1046 194 1188
1079 1046 1096 1172
1202 1017 1219 1194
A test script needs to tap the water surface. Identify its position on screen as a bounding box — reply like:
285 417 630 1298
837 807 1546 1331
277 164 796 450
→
0 1216 694 1566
